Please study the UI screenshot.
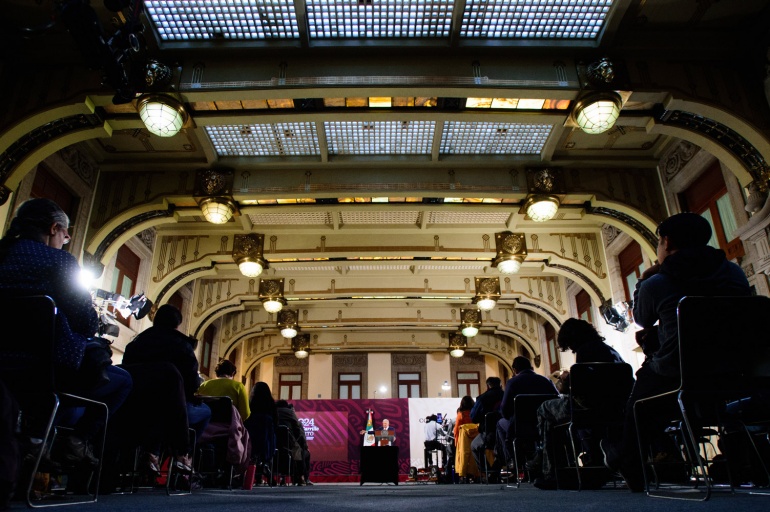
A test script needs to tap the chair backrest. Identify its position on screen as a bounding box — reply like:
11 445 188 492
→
677 295 770 395
484 411 502 435
201 395 235 424
0 295 57 399
512 393 558 440
568 362 634 424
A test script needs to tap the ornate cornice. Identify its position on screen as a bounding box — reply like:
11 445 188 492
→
657 110 770 190
543 261 606 304
93 207 176 263
584 204 658 248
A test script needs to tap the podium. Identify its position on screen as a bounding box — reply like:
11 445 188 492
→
360 445 399 485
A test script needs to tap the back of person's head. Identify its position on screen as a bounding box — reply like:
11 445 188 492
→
426 414 437 422
512 356 533 373
275 399 290 408
557 318 604 351
656 212 712 250
486 376 501 388
153 304 183 329
214 359 237 377
0 198 69 257
249 381 275 413
459 395 474 411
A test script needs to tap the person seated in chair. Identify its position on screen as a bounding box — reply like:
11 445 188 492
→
244 382 277 486
529 318 627 490
198 359 250 421
495 357 558 475
276 400 310 485
423 414 447 471
0 198 132 470
470 377 504 480
122 304 211 475
600 212 750 492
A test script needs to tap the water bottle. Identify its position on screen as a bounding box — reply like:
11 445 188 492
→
242 463 256 490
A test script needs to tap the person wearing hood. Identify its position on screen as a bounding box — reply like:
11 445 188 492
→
601 212 750 491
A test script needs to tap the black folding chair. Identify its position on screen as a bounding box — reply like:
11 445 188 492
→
634 295 770 500
556 362 633 490
274 425 293 485
508 394 559 488
0 295 108 508
197 396 236 489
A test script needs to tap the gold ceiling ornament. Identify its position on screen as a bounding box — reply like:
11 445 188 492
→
460 307 481 338
448 331 468 358
492 231 528 274
232 234 268 277
292 333 310 359
473 276 501 311
278 309 299 339
259 278 286 313
194 168 238 224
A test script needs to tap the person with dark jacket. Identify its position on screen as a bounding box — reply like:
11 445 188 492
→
601 212 750 492
275 400 310 485
470 377 504 477
530 318 628 490
495 357 558 470
122 304 211 474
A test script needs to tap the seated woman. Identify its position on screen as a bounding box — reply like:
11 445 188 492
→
276 400 310 486
244 382 277 485
0 198 132 467
198 359 250 421
122 304 211 474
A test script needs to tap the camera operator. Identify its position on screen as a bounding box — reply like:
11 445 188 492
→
0 198 133 467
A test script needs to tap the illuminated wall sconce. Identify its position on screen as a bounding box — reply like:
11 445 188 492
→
459 308 481 338
473 276 501 311
292 333 310 359
442 380 451 391
259 278 286 313
522 168 563 222
572 91 622 135
449 331 468 358
278 309 299 339
492 231 527 275
194 168 238 224
232 234 267 277
137 94 188 137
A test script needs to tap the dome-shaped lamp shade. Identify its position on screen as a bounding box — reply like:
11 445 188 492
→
263 299 284 313
525 195 559 222
294 348 309 358
573 92 622 135
449 332 468 358
476 298 496 311
461 326 479 338
137 94 187 137
281 327 298 338
450 348 465 358
199 197 235 224
278 309 299 339
238 260 263 277
497 258 522 274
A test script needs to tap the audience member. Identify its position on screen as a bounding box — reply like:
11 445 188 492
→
601 212 750 491
495 357 558 472
122 304 211 474
529 318 628 490
423 414 446 470
198 359 250 420
244 382 277 485
0 198 132 468
453 396 475 447
276 400 310 485
470 377 504 479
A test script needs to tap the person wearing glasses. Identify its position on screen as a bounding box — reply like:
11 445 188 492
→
0 198 133 468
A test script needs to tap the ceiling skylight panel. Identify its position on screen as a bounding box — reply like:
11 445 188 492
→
144 0 299 41
324 121 434 155
460 0 613 39
306 0 453 38
205 123 320 156
440 122 552 155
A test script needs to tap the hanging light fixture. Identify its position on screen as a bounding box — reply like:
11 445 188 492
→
137 94 188 137
572 91 622 135
232 234 268 277
194 168 238 224
292 333 310 359
521 168 562 222
259 278 286 313
449 331 468 358
460 308 481 338
492 231 527 275
278 309 299 339
473 276 501 311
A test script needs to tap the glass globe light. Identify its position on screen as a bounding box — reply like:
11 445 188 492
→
450 348 465 358
137 95 187 137
199 197 235 224
497 258 522 274
263 299 284 313
461 326 479 338
476 298 496 311
238 260 263 277
525 195 559 222
574 92 622 135
294 349 309 359
281 327 298 338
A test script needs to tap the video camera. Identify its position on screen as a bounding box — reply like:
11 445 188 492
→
92 289 152 337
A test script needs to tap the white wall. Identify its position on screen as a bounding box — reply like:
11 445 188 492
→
307 352 333 399
368 353 392 398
